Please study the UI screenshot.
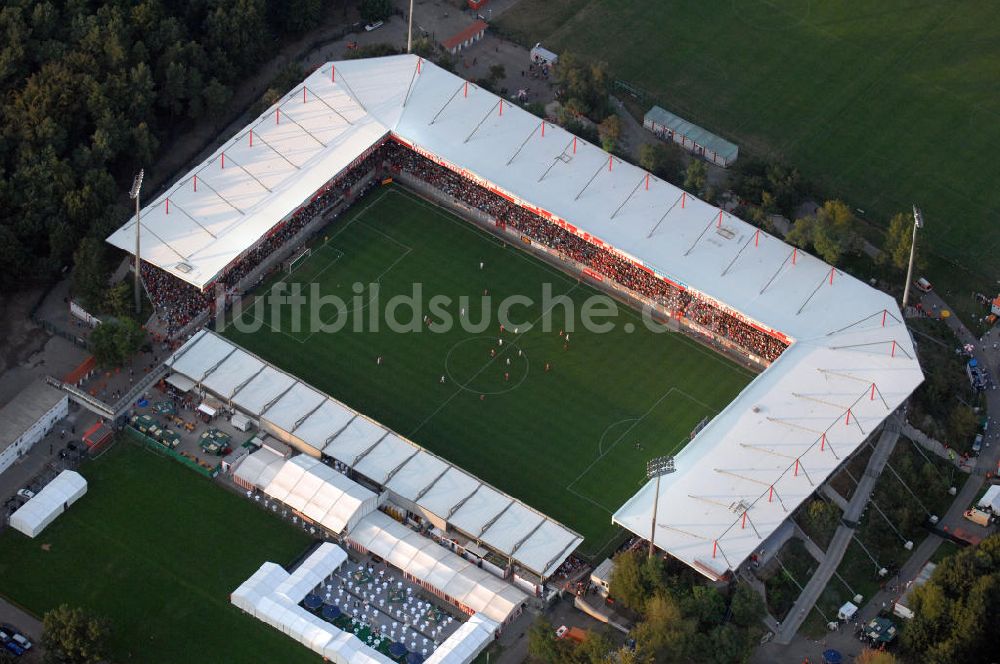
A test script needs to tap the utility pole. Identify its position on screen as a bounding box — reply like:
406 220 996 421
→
407 0 414 53
901 204 924 309
129 170 144 316
647 456 675 558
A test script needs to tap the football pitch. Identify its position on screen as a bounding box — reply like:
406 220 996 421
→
496 0 1000 295
223 187 754 557
0 442 316 664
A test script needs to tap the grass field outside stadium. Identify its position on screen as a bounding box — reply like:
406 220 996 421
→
0 442 316 664
222 186 755 557
495 0 1000 305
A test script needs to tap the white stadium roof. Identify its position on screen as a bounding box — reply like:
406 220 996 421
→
153 55 923 577
167 329 583 578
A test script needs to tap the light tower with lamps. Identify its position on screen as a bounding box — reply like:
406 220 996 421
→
129 169 144 315
901 204 924 309
646 455 676 558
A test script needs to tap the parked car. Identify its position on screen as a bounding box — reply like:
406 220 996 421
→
1 625 31 651
914 277 933 293
0 629 24 657
15 488 34 500
972 434 984 455
364 20 383 31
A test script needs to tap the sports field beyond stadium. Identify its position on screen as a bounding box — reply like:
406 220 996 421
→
223 187 754 557
0 442 316 664
496 0 1000 297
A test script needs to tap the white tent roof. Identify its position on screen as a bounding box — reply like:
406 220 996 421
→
263 455 379 534
349 511 526 624
233 447 286 489
274 542 348 603
201 348 265 400
263 382 326 433
145 55 921 577
293 399 355 450
322 415 387 463
165 372 196 393
979 485 1000 512
353 433 418 484
418 467 481 518
450 485 512 540
385 450 451 502
424 613 498 664
9 470 87 538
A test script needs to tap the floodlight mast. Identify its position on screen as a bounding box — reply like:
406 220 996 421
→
129 169 144 315
407 0 414 53
646 455 676 559
901 205 924 310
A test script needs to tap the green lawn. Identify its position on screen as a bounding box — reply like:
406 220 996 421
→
0 442 316 664
223 187 754 557
496 0 1000 303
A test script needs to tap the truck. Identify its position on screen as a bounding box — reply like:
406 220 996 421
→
555 625 588 644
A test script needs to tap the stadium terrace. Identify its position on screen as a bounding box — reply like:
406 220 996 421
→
108 54 924 579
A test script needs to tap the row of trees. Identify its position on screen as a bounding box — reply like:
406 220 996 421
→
0 0 327 288
529 550 765 664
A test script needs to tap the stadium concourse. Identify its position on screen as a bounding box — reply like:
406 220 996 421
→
108 54 924 579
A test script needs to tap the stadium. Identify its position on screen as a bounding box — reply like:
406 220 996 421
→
106 54 924 659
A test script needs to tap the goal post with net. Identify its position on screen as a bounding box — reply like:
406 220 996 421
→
286 247 312 274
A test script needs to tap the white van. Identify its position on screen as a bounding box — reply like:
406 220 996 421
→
914 277 933 293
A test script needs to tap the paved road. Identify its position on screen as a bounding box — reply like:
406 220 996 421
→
772 415 901 645
0 597 43 662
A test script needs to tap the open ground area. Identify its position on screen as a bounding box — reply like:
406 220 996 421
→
0 442 316 664
495 0 1000 298
223 186 754 557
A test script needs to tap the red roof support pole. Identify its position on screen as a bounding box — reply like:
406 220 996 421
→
193 175 197 192
165 198 169 214
645 173 650 190
250 130 253 147
573 136 577 154
717 210 723 228
221 152 225 169
741 512 747 529
541 122 545 137
768 485 774 502
845 409 852 426
829 267 835 285
609 155 613 171
499 99 503 116
303 88 307 103
871 383 876 400
882 309 887 327
464 81 468 97
681 192 686 208
417 57 422 73
332 65 335 82
820 432 826 452
755 229 760 247
276 108 280 124
794 459 800 476
712 540 718 558
792 247 797 264
891 339 897 357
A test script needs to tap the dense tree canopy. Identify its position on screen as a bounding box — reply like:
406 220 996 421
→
786 199 862 266
902 533 1000 664
42 604 110 664
0 0 325 288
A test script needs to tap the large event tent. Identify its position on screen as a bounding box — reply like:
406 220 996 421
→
9 470 87 538
167 329 583 579
348 510 527 625
131 55 923 578
232 542 500 664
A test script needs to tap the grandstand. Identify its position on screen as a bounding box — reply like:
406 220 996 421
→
108 54 924 579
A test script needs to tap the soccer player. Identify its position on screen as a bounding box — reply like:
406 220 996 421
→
480 261 484 270
506 357 511 366
440 375 446 384
544 362 551 372
490 348 496 358
504 372 510 381
376 356 383 365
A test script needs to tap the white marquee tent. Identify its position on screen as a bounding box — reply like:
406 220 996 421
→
348 510 527 625
144 55 924 577
233 447 286 490
9 470 87 538
424 613 499 664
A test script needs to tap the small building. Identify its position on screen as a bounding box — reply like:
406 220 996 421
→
530 43 558 66
442 20 488 55
590 558 614 597
9 470 87 538
643 105 739 168
0 380 69 476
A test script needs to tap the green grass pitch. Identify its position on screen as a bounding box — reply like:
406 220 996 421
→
0 442 316 664
495 0 1000 296
223 187 754 557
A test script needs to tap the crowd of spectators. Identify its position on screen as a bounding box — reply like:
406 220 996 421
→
141 137 787 362
141 146 387 336
383 142 788 362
